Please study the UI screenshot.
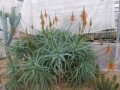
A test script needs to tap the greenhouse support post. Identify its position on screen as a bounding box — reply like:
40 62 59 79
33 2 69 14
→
116 0 120 43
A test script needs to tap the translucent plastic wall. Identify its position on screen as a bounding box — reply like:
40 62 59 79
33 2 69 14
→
19 0 115 34
0 0 115 36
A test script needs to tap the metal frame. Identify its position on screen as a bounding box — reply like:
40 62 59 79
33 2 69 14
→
116 0 120 43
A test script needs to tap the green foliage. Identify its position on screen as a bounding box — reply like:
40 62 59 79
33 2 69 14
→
9 38 33 59
5 60 23 90
94 64 120 90
0 7 21 45
94 63 99 79
6 28 96 90
5 51 56 90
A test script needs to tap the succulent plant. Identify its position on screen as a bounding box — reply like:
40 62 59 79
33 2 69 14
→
0 7 21 61
94 64 120 90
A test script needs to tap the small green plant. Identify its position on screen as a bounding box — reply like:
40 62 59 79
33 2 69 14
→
4 60 22 90
94 64 120 90
95 74 119 90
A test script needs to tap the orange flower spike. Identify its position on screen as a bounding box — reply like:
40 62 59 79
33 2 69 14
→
54 14 58 23
49 17 52 28
26 29 29 39
40 12 45 26
53 20 54 25
23 28 29 40
70 11 75 22
44 10 48 18
80 7 87 26
40 11 43 19
106 57 115 70
40 12 45 30
83 21 87 25
106 44 111 53
81 18 87 26
31 24 34 29
80 6 87 19
13 30 16 35
78 22 81 32
90 18 92 27
41 20 45 25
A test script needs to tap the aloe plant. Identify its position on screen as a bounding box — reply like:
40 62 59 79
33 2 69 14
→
94 64 120 90
7 28 96 90
0 7 21 61
5 50 56 90
94 74 119 90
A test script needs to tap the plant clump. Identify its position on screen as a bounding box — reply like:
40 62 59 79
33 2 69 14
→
4 7 97 90
5 28 96 90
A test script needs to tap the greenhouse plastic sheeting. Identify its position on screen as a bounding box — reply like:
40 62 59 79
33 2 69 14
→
0 0 115 37
91 42 120 71
19 0 115 34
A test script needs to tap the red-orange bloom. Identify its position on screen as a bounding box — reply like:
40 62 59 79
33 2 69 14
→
41 20 45 25
106 63 115 70
83 21 87 25
80 7 87 26
106 44 111 53
44 10 48 18
80 8 87 19
49 22 52 28
70 12 75 22
54 15 58 23
13 30 16 34
49 17 52 28
80 11 87 19
106 57 115 70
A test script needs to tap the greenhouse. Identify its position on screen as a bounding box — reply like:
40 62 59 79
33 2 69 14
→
0 0 120 90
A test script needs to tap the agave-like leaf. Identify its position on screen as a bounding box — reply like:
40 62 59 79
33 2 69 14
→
6 28 96 89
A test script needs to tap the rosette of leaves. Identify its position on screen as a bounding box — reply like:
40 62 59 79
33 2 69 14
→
8 28 96 89
64 34 96 89
5 50 56 90
9 37 36 59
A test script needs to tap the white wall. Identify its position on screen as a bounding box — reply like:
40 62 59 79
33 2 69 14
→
20 0 115 34
0 0 115 39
